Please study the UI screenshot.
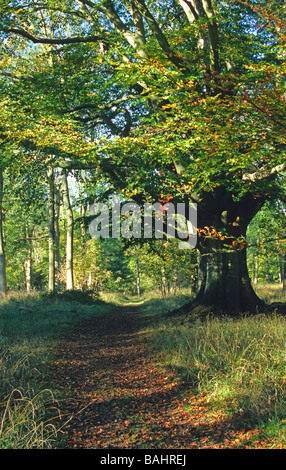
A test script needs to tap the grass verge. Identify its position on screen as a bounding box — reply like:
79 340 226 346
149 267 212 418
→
0 290 113 449
143 286 286 448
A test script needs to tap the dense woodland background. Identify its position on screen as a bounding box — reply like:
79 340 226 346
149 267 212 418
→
1 175 286 297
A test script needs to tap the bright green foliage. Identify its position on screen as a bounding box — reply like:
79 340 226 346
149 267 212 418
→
0 0 285 201
4 177 47 289
247 201 286 284
135 239 198 294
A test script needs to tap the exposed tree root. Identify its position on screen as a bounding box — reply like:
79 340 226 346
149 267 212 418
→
167 297 285 322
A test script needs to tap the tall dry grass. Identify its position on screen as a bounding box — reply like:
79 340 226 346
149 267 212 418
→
0 290 112 448
145 285 286 445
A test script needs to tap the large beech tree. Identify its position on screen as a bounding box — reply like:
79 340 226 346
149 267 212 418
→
1 0 286 313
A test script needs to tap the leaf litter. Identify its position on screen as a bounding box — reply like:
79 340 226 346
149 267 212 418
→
50 305 282 449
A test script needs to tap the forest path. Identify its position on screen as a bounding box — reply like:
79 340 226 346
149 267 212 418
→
51 303 256 449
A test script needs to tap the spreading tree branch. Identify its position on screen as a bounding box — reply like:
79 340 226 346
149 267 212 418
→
2 26 104 45
242 162 286 182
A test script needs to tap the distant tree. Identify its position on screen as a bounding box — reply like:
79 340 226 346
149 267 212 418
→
247 201 286 285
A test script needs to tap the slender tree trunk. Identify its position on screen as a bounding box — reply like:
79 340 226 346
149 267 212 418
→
24 224 32 293
282 253 286 291
55 188 61 290
61 169 74 290
25 256 32 292
196 253 206 295
161 265 166 296
252 253 259 285
278 253 283 283
88 270 92 289
0 171 7 297
135 256 141 296
265 257 270 283
79 201 88 287
48 166 55 292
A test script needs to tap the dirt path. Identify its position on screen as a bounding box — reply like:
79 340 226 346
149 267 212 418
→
51 304 262 449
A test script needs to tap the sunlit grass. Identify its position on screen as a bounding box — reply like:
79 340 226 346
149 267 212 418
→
0 388 62 449
139 289 192 318
2 284 286 448
254 283 286 304
0 290 112 448
146 284 286 447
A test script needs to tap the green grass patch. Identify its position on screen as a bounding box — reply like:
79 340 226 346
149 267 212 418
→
144 286 286 447
0 290 113 449
139 290 192 319
254 283 286 305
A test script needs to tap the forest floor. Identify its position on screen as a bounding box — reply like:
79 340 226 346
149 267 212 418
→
51 302 277 449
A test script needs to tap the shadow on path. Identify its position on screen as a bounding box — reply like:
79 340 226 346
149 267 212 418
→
52 304 260 449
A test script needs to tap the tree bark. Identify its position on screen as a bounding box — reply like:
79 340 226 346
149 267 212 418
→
252 253 259 285
25 255 32 292
161 265 166 296
176 189 269 316
282 253 286 291
55 188 61 290
135 256 141 296
61 169 74 290
0 171 7 297
265 257 270 283
48 166 56 292
24 224 32 293
194 238 265 314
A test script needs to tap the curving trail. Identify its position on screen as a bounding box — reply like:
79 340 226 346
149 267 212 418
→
51 304 267 449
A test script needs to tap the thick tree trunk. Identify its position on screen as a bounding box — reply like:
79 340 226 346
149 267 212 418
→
194 238 265 314
174 189 269 316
